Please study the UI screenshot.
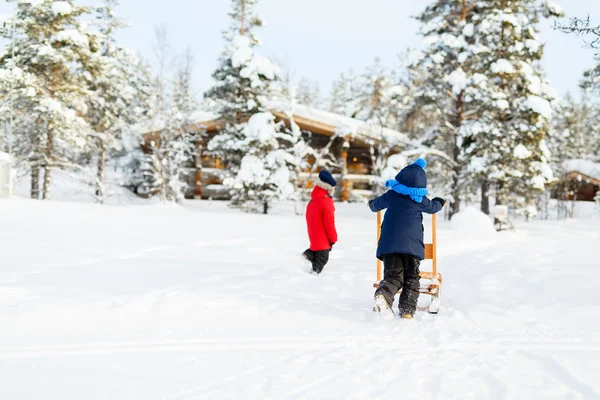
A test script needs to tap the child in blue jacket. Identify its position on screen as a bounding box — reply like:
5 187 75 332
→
369 158 445 319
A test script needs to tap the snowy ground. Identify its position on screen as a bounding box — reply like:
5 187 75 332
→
0 199 599 399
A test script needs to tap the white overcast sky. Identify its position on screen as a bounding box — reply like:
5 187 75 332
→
2 0 600 101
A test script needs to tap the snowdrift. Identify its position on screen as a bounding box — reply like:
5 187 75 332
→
451 206 495 233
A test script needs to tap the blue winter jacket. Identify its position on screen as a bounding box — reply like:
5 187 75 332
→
370 191 443 260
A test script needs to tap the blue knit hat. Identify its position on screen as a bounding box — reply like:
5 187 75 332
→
318 170 337 187
395 158 427 188
385 158 428 203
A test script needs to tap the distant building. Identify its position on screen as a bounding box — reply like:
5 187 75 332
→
156 105 413 201
553 159 600 202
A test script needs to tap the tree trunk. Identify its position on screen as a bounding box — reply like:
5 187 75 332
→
450 176 461 219
481 180 490 214
449 94 464 220
42 127 54 200
263 201 268 215
42 166 52 200
96 138 106 204
31 165 40 199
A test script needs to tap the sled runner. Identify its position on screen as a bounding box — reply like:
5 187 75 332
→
373 211 442 314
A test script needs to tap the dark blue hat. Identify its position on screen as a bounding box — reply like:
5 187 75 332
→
395 158 427 188
318 170 337 187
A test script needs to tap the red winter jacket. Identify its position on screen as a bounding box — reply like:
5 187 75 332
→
306 186 338 251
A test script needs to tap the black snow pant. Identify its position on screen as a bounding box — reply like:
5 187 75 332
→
303 248 331 274
375 253 421 315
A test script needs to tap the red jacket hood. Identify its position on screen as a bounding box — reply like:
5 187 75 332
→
311 186 331 200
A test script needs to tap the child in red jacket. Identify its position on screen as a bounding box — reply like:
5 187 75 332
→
302 170 338 274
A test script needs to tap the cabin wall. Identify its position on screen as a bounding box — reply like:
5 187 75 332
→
145 127 385 201
551 174 600 202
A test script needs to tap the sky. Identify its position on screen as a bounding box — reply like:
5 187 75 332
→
1 0 600 103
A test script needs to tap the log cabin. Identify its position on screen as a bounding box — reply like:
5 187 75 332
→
180 105 413 201
552 159 600 202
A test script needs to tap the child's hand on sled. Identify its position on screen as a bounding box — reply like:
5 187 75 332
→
433 197 446 207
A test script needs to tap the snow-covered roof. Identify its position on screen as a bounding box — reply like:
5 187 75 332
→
182 104 411 147
280 104 410 145
193 111 219 124
563 159 600 182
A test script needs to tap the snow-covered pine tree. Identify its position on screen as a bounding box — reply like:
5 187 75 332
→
281 76 314 205
475 0 563 217
225 112 296 214
548 94 596 163
412 0 491 217
349 59 408 193
138 46 197 203
0 0 99 200
328 70 358 117
85 0 152 203
295 77 323 109
163 49 197 201
205 0 278 178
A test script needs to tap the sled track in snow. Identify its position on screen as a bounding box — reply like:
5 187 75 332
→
1 336 599 359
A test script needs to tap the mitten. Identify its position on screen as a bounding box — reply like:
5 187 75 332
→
433 197 446 207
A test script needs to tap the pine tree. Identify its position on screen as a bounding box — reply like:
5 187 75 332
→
225 112 297 214
85 0 152 203
206 0 295 213
352 60 409 192
475 0 563 217
295 77 323 109
163 50 197 201
412 0 489 217
205 0 278 177
0 0 100 200
328 71 358 117
138 45 197 203
549 94 596 163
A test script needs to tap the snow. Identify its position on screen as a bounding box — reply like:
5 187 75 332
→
14 169 145 205
513 143 532 159
525 95 552 119
542 0 564 15
0 200 598 399
491 59 515 74
563 159 600 181
241 55 278 82
451 206 496 233
243 112 278 143
271 103 411 146
51 1 72 15
530 175 547 190
230 35 253 68
51 29 89 47
381 153 407 180
229 35 279 85
234 155 270 185
446 68 468 95
463 23 474 37
496 99 509 110
0 151 10 162
525 39 540 53
500 12 520 27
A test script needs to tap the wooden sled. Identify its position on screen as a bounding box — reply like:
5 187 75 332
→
373 211 442 314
